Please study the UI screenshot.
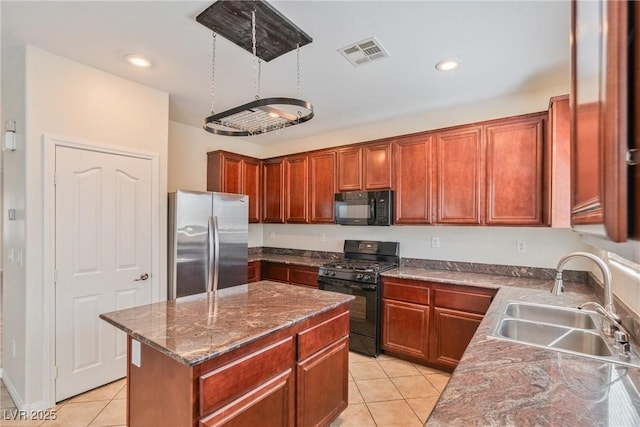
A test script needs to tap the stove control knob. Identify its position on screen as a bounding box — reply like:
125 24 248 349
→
363 275 371 281
323 270 330 276
356 273 364 280
330 271 336 277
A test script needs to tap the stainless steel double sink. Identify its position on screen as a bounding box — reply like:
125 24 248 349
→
489 301 640 367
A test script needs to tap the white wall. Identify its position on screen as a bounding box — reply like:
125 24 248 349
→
1 39 27 401
261 224 590 269
168 121 262 192
2 45 169 409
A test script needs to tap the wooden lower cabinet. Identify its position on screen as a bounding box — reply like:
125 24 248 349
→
381 277 495 371
261 261 319 289
297 337 349 427
382 299 430 361
127 306 349 427
248 261 261 283
428 308 483 370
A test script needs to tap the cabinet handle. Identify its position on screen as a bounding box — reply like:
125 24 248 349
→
134 273 150 281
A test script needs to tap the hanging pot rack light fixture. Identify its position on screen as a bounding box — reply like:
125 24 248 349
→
196 0 314 137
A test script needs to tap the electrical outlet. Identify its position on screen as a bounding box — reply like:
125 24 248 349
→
431 237 440 248
320 233 326 242
269 232 276 240
516 241 527 253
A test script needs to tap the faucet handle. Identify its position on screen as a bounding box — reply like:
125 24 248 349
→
614 330 631 358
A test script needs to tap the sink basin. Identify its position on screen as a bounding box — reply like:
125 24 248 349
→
505 302 597 330
496 319 612 357
488 301 640 367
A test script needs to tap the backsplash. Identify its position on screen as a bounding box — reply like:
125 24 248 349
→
254 247 587 282
400 257 588 283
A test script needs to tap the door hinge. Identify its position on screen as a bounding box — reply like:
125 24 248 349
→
54 270 58 283
627 148 638 166
53 174 57 185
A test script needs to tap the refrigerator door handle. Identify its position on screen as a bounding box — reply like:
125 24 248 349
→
208 216 220 294
207 216 214 293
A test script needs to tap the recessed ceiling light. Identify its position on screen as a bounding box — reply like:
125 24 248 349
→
435 58 461 72
123 54 152 68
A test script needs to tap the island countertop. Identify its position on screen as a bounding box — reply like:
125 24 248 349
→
99 280 354 367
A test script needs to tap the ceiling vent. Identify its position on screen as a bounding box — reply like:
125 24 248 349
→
338 37 389 67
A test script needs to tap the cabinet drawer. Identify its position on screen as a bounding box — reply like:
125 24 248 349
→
297 311 349 360
383 280 430 305
199 337 294 416
262 262 289 282
433 288 493 314
289 266 319 288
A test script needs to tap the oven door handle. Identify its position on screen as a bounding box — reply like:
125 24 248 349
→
349 283 377 292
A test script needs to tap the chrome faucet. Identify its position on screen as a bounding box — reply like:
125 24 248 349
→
551 252 619 322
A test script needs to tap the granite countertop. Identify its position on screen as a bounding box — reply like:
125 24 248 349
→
99 281 353 367
425 285 640 426
382 266 594 295
249 253 329 267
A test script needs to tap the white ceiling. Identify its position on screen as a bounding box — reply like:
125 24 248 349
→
1 1 570 144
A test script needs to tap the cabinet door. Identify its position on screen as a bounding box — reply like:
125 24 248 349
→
337 147 363 191
296 337 349 427
247 261 261 283
381 299 429 361
364 142 392 190
435 127 484 224
394 136 433 224
485 114 545 225
548 95 571 227
244 158 261 223
261 262 289 283
285 155 309 223
429 308 482 370
207 151 242 193
288 265 319 288
309 150 337 223
263 159 285 223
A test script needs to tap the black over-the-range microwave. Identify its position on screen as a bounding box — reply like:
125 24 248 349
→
334 190 393 226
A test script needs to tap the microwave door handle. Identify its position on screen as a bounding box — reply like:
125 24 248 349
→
370 198 376 224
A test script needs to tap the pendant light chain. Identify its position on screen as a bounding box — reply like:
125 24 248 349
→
252 10 261 100
296 42 301 98
210 32 217 115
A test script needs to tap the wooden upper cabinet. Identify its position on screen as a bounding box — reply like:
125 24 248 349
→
548 95 571 228
363 142 393 190
207 150 261 223
393 135 433 224
484 113 546 225
435 127 484 224
309 150 337 223
244 158 261 223
263 158 285 223
337 147 363 191
572 102 604 224
285 155 309 223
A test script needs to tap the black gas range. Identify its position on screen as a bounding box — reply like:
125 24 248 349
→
319 240 399 357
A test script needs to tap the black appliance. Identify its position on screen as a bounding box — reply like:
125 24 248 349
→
334 190 393 226
318 240 399 357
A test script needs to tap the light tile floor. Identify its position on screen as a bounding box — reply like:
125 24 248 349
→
1 378 126 427
0 352 449 427
331 352 450 426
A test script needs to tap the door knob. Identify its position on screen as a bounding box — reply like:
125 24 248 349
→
134 273 150 281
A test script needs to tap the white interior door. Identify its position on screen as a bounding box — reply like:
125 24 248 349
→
55 146 152 401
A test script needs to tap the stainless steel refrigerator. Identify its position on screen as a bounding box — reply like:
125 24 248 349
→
168 189 248 299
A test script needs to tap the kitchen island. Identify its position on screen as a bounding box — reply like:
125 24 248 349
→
100 281 354 427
